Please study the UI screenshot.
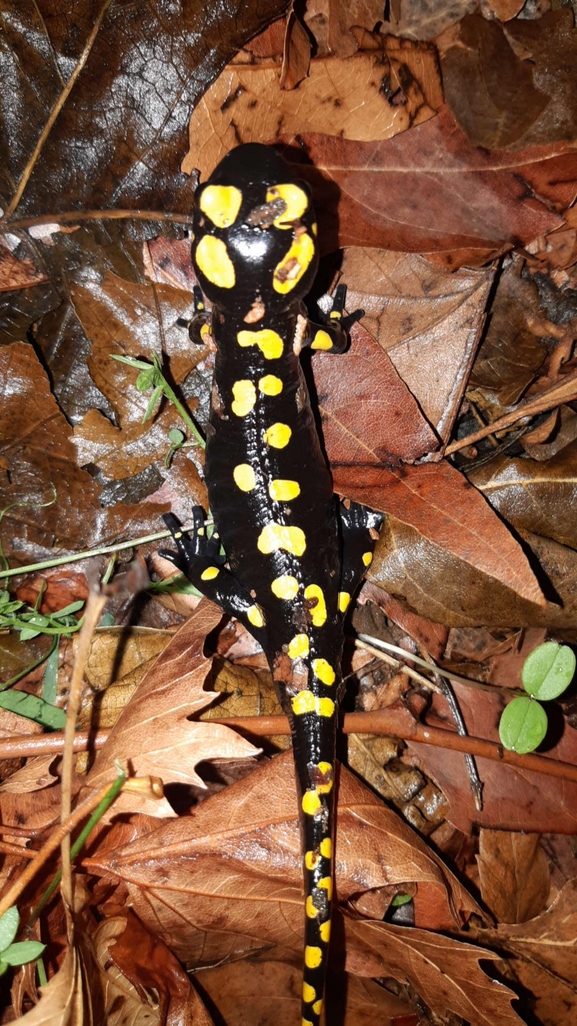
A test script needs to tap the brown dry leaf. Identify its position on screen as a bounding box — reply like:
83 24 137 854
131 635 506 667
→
0 754 59 793
11 942 81 1026
486 0 525 18
195 959 410 1025
339 248 495 437
343 917 525 1026
469 442 577 552
0 238 46 291
72 274 206 480
441 14 550 149
371 515 573 629
381 0 479 40
0 342 169 564
183 46 443 178
477 830 550 924
284 106 577 266
360 581 449 660
492 879 577 1026
87 750 482 969
467 257 547 417
86 600 260 817
279 7 311 89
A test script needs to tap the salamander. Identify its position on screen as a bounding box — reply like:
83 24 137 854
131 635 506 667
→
160 143 382 1025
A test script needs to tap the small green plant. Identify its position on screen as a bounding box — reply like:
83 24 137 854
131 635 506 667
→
111 351 205 451
0 907 45 978
499 641 576 754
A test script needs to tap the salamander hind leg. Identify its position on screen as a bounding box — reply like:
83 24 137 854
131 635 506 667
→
307 284 365 354
160 507 267 636
337 500 383 615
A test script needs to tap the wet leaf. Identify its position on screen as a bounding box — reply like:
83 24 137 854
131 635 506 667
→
477 829 550 923
521 641 576 701
500 695 547 754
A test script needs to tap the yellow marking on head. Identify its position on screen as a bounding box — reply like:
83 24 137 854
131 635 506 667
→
302 981 316 1003
266 183 309 227
288 633 309 659
338 591 351 613
311 330 333 351
302 790 321 815
312 658 335 686
247 604 265 628
268 479 301 502
199 184 242 228
233 463 256 492
231 379 256 417
264 422 291 448
273 234 315 294
237 328 283 360
292 690 316 716
312 999 323 1016
318 877 333 900
305 946 323 969
317 697 335 717
362 551 373 567
200 566 220 581
305 850 319 871
320 838 332 859
257 523 306 556
271 575 299 600
258 374 283 395
319 920 331 944
304 585 327 627
195 236 235 288
305 896 317 919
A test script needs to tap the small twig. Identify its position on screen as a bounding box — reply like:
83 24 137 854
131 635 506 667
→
443 371 577 457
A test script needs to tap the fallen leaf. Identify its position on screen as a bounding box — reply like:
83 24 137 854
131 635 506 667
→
477 829 550 923
183 46 443 178
86 600 259 817
0 238 46 291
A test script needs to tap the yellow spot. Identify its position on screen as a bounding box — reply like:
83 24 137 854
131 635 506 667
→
302 1020 313 1026
257 523 306 556
271 575 299 600
319 921 331 944
320 838 332 859
199 184 242 228
304 585 327 627
200 566 219 581
231 380 256 417
264 422 291 448
288 634 309 659
312 658 335 686
292 690 316 716
319 877 333 900
362 551 373 567
200 323 211 339
317 697 335 718
273 234 315 294
266 183 309 227
195 236 235 289
329 309 342 320
317 761 332 776
311 222 318 235
302 981 316 1004
305 896 316 919
305 946 323 969
258 374 283 395
247 604 265 628
312 999 323 1016
233 463 256 492
311 330 333 351
316 778 333 796
338 591 351 613
302 790 321 815
237 328 283 360
305 850 319 870
269 479 301 502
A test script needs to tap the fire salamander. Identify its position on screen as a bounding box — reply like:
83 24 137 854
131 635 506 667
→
161 144 382 1025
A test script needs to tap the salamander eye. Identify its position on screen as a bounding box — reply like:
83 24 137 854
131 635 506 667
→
266 184 309 227
199 185 243 228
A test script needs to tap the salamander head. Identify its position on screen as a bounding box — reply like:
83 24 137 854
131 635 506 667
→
192 143 319 313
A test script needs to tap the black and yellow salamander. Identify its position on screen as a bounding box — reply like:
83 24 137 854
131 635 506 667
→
161 143 382 1025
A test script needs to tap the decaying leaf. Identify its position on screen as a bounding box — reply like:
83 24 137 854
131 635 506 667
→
477 829 550 923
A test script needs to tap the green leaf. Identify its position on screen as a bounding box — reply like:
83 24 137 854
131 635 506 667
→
499 696 548 754
0 941 46 966
168 428 185 445
390 893 412 907
0 907 19 951
522 641 576 701
0 691 66 729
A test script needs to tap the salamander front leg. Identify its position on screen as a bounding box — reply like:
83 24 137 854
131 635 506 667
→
306 284 365 354
177 286 212 347
159 507 268 638
337 500 383 615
